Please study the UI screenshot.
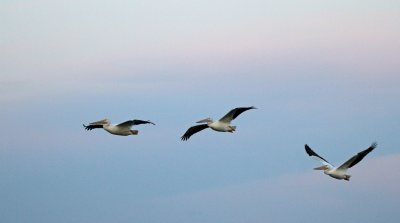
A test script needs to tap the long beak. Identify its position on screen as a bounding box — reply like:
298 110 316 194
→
196 118 210 123
90 119 109 125
313 165 328 170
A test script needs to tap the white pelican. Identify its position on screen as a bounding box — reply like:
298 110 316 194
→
181 106 256 141
305 142 377 181
83 119 155 136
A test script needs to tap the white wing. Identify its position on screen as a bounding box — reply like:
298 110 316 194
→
305 144 334 169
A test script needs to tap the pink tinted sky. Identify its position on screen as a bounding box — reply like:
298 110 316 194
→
1 1 399 89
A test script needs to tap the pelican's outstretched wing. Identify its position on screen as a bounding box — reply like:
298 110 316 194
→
117 119 155 128
305 144 334 169
84 118 110 130
219 106 256 123
181 124 209 141
337 142 377 171
83 124 103 131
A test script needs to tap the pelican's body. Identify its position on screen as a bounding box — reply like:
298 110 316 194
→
181 106 255 141
211 122 234 132
204 120 236 132
103 124 137 136
318 166 351 180
326 169 351 180
83 119 155 136
305 142 377 181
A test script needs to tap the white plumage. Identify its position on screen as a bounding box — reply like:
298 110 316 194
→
305 142 377 181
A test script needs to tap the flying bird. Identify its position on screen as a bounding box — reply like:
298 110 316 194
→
304 142 377 181
83 118 155 136
181 106 256 141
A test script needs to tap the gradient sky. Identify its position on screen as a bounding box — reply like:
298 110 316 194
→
1 1 400 222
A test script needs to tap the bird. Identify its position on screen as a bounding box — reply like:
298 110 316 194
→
181 106 256 141
83 118 155 136
304 142 377 181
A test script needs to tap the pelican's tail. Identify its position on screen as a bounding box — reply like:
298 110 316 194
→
130 130 139 135
344 175 351 181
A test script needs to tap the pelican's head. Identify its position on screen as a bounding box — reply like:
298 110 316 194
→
196 117 213 124
90 118 111 126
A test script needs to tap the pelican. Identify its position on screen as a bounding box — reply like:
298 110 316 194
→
181 106 256 141
305 142 377 181
83 118 155 136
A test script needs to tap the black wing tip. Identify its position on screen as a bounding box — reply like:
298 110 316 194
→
83 124 102 131
304 144 324 160
304 144 313 155
132 119 156 125
83 124 90 131
370 142 378 149
241 106 256 110
233 106 257 110
181 135 189 141
141 119 156 125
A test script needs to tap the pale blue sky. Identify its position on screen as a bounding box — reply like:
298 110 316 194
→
1 1 400 222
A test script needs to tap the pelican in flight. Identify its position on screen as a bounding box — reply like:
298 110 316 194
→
181 106 256 141
83 119 155 136
305 142 377 181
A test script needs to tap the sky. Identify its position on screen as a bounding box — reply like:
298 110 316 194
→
1 0 400 222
